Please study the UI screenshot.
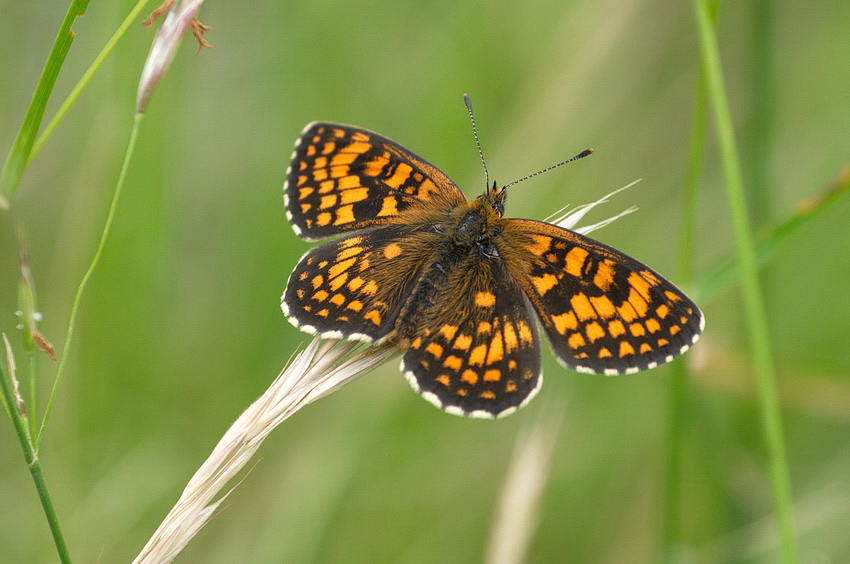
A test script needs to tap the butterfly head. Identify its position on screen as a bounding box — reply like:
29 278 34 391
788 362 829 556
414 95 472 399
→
478 181 506 217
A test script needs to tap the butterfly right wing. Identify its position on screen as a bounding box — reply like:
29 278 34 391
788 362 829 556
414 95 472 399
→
282 225 437 342
285 122 467 241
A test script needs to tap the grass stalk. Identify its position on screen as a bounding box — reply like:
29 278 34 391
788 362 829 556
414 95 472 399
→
0 0 90 208
691 0 798 560
1 336 71 563
36 113 144 450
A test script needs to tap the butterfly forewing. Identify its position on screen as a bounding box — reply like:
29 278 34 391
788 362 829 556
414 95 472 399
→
504 219 704 375
285 122 466 240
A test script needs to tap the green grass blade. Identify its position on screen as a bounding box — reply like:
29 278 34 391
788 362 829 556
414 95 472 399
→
0 0 91 209
691 0 799 560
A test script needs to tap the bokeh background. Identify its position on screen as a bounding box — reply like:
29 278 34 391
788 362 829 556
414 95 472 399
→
2 1 849 562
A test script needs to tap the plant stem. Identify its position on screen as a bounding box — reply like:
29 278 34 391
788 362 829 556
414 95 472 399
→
37 113 144 450
691 0 798 561
2 336 71 563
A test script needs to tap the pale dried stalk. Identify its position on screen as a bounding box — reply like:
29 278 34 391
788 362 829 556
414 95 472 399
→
134 337 400 563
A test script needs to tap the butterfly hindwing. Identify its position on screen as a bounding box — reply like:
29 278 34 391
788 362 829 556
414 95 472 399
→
504 219 704 375
400 258 542 418
282 225 436 342
284 122 466 241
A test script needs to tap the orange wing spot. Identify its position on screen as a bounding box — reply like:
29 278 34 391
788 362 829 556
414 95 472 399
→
315 211 333 227
347 277 365 291
314 156 328 169
469 344 487 366
656 304 670 319
593 261 616 290
590 295 617 318
321 141 336 154
608 319 626 338
628 272 653 299
476 321 492 335
479 390 497 400
508 360 518 371
629 322 646 337
475 291 497 307
310 275 324 290
317 260 328 269
411 337 422 349
344 141 372 156
316 308 330 318
486 333 504 364
361 280 378 296
527 235 552 255
564 247 590 278
453 333 472 351
300 203 312 215
575 352 589 359
627 288 649 318
318 180 334 193
296 174 308 186
680 315 690 324
364 154 390 177
338 174 361 187
377 196 399 217
298 186 314 200
517 320 534 345
550 311 578 335
385 163 413 188
328 272 349 291
312 290 329 302
568 332 586 350
351 132 369 142
340 186 369 204
364 309 382 326
383 243 403 259
598 347 613 358
329 293 345 306
657 338 669 347
585 321 606 342
346 300 363 311
669 325 681 335
503 322 519 353
425 342 444 359
639 343 653 354
330 151 357 166
302 304 312 312
645 318 661 334
313 169 329 182
505 379 518 392
570 292 597 321
305 145 317 157
531 273 559 296
436 374 451 387
336 246 364 262
443 355 463 371
296 289 305 299
328 258 356 279
619 341 635 357
461 370 478 385
439 325 458 341
299 271 309 280
483 369 501 382
665 290 683 302
340 236 364 248
359 257 371 270
456 388 468 397
333 204 355 225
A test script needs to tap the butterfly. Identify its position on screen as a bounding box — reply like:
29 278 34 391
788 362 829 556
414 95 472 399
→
281 103 704 418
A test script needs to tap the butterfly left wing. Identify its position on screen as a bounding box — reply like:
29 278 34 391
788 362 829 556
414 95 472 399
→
400 259 542 419
285 122 467 241
502 219 704 376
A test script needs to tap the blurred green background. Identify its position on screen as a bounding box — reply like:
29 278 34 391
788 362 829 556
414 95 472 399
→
2 0 849 562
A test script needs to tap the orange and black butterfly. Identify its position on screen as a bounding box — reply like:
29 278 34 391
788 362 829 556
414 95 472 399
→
281 102 703 418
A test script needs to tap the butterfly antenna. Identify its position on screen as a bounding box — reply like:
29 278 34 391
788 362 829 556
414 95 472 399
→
464 94 490 190
502 147 594 190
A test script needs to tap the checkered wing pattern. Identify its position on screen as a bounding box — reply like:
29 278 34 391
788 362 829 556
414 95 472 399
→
282 225 435 341
401 259 542 419
284 122 466 241
505 219 704 376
